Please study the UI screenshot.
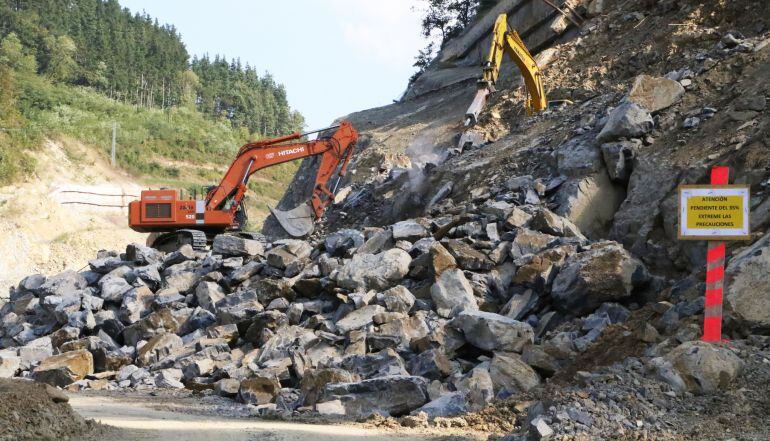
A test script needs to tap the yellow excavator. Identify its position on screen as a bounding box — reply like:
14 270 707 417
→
464 13 547 126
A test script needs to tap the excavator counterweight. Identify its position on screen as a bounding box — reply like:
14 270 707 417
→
128 121 358 248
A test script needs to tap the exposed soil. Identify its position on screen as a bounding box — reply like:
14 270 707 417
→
0 378 118 441
0 138 145 296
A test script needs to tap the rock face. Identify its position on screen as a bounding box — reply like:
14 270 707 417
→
450 311 534 352
625 74 685 113
665 342 744 394
725 233 770 331
335 249 412 291
320 375 429 417
596 103 654 143
32 350 93 386
551 243 648 315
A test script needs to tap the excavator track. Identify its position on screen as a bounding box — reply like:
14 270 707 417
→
148 229 208 252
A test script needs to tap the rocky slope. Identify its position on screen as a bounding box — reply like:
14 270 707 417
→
1 0 770 440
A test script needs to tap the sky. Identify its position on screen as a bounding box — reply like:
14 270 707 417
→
119 0 427 131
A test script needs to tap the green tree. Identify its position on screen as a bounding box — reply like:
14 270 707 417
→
43 34 77 82
179 69 200 108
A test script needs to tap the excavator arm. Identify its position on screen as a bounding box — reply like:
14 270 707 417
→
464 13 547 125
128 121 358 242
206 121 358 219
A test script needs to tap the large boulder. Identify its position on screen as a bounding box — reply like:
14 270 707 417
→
450 311 534 353
335 249 412 291
32 350 93 387
489 352 540 394
320 375 429 417
625 74 685 113
136 333 183 366
665 341 743 394
430 268 478 318
266 239 312 269
39 270 87 298
336 305 386 333
596 102 654 143
725 232 770 331
212 235 264 257
195 281 226 313
238 375 281 404
553 173 626 239
301 368 361 406
392 219 429 241
551 242 648 315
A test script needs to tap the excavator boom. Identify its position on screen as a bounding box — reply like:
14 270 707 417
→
465 13 547 125
128 121 358 246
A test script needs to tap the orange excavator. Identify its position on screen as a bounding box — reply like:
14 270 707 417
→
128 121 358 250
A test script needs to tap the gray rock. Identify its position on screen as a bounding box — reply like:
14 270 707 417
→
212 235 264 257
316 399 346 415
529 208 585 238
406 348 451 380
266 239 312 269
238 375 281 404
531 417 554 440
379 285 415 313
340 349 408 379
430 268 478 318
0 352 20 377
505 207 533 229
510 229 557 258
665 341 743 394
336 305 385 333
325 229 365 256
98 275 132 302
450 311 534 353
196 281 226 313
119 286 154 324
39 270 87 298
455 365 494 410
601 139 641 182
444 240 494 271
725 232 770 330
125 243 162 265
489 352 540 394
228 261 262 284
320 375 429 417
392 219 429 241
163 261 202 293
155 368 185 388
625 74 685 113
551 242 648 315
136 333 183 366
596 103 654 143
415 392 468 418
336 249 412 291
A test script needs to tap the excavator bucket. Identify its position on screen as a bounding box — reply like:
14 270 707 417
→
269 203 315 237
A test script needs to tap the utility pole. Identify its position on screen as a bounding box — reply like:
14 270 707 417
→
111 122 117 167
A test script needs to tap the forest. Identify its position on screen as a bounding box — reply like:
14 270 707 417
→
0 0 304 185
0 0 303 137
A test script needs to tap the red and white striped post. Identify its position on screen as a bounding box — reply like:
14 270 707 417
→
702 166 729 342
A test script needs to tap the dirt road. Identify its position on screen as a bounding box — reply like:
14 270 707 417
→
69 395 476 441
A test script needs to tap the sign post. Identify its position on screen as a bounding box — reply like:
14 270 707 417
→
677 166 750 342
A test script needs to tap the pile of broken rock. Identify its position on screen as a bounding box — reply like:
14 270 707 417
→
0 203 746 425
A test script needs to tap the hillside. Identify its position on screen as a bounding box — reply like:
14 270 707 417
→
0 0 306 229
